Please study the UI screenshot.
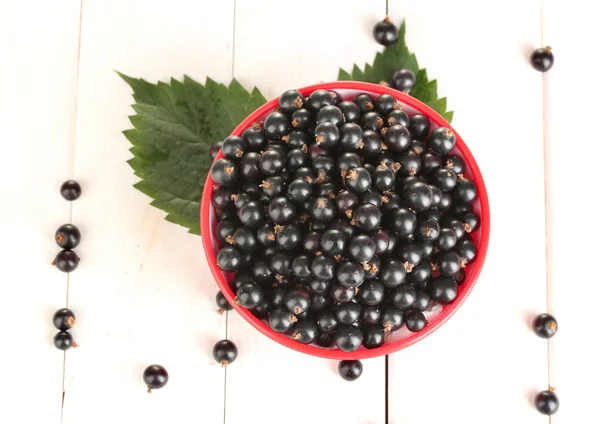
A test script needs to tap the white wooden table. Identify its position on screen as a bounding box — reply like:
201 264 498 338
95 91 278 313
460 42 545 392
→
0 0 595 422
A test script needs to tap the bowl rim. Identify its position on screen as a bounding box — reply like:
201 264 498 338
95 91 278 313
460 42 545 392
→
201 81 490 360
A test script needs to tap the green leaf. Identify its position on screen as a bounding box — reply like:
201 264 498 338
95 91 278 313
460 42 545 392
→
338 21 453 122
119 73 267 234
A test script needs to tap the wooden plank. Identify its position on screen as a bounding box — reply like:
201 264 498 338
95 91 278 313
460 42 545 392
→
387 2 549 423
226 1 387 423
543 3 597 422
61 1 233 423
0 1 82 423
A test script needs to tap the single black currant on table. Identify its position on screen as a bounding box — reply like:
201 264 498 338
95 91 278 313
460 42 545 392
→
55 224 81 250
60 180 81 201
534 388 559 415
532 313 558 339
392 69 416 93
213 339 238 367
373 16 398 46
221 135 247 160
338 360 363 381
53 331 76 350
53 250 80 273
334 325 363 352
210 158 238 186
405 310 427 332
143 364 169 393
53 308 76 331
216 291 233 314
530 46 554 72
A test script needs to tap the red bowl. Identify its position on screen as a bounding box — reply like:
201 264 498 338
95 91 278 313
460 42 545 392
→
201 81 490 360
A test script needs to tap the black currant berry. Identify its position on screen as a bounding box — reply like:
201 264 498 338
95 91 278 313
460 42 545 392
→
213 339 238 366
209 141 222 161
352 203 382 231
285 290 311 315
380 305 404 332
433 251 461 276
310 197 336 223
53 308 76 331
316 332 335 347
403 182 432 211
335 262 364 288
259 149 285 175
317 309 340 333
338 359 363 381
279 89 304 114
338 123 364 151
390 284 417 309
429 276 458 304
373 16 398 46
337 101 359 124
417 219 440 242
242 124 267 151
334 325 363 352
337 153 362 177
430 167 457 193
361 130 383 157
331 283 356 303
60 180 81 201
320 229 347 257
392 69 416 92
455 269 466 286
210 158 238 186
221 135 247 160
292 254 312 280
345 167 372 194
311 293 331 312
375 94 399 116
253 260 275 285
268 196 296 224
373 164 395 192
309 278 331 295
412 290 432 311
336 302 361 324
143 364 168 392
348 234 376 264
270 252 294 277
312 255 336 280
269 308 297 332
217 245 243 272
360 305 382 324
292 319 319 344
303 231 322 255
287 148 309 171
238 152 262 181
443 154 465 174
405 310 427 332
317 105 344 127
264 111 291 141
53 331 75 350
421 151 442 174
357 279 385 305
231 227 258 252
216 291 233 314
385 124 411 153
436 227 458 250
55 224 81 250
354 93 375 112
380 258 407 288
362 324 385 349
386 109 409 128
530 47 554 72
53 250 80 273
453 175 477 204
236 283 264 309
314 122 340 149
534 389 559 415
459 212 480 234
276 224 302 251
360 111 384 132
409 114 430 140
455 237 477 265
533 313 558 339
306 89 334 112
428 127 456 156
291 108 313 131
391 208 417 237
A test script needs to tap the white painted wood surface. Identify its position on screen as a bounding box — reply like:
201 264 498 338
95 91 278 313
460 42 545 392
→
1 0 594 422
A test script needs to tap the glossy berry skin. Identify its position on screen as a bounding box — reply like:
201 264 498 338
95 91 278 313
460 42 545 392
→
454 176 477 204
338 360 363 381
362 324 385 349
373 17 398 46
53 331 75 350
534 389 559 415
310 196 336 223
428 127 456 156
306 89 334 112
232 227 258 252
216 291 233 313
339 123 364 151
434 251 462 276
320 229 347 257
533 313 558 339
336 261 365 288
291 109 312 130
360 111 384 132
455 238 477 264
217 246 242 272
429 276 458 304
276 224 302 251
279 89 304 114
436 227 458 251
264 111 291 141
405 311 427 332
417 219 440 242
260 149 285 175
336 302 361 325
430 168 457 192
404 182 433 211
55 224 81 249
331 283 356 303
385 124 411 153
337 152 362 177
53 308 76 331
412 290 432 311
375 94 398 116
314 122 340 148
143 365 169 392
238 200 264 227
379 305 404 332
60 180 81 201
242 125 266 151
239 153 262 181
285 290 311 315
236 283 264 309
54 250 80 273
213 339 238 366
391 208 417 237
269 308 297 333
392 69 416 92
373 165 395 192
336 101 359 124
380 259 407 288
287 149 309 170
317 310 340 334
221 135 246 160
268 197 296 224
303 231 322 255
348 234 376 263
292 254 312 280
292 319 319 344
353 203 382 231
334 325 363 352
316 333 335 348
460 212 480 234
421 151 442 174
390 285 417 309
210 158 238 186
530 47 554 72
409 114 430 140
317 105 344 127
312 255 336 280
358 279 385 305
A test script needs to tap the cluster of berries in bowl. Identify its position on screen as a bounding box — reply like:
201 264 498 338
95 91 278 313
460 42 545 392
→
202 81 489 359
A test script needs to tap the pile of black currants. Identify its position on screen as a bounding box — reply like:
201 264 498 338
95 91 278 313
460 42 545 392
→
209 88 480 353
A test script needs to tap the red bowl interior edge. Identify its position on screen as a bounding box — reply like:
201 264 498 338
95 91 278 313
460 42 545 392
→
201 81 490 360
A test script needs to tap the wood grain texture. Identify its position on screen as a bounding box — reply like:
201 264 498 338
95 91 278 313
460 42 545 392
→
387 2 548 423
543 2 598 422
0 1 82 423
226 1 387 423
61 1 233 423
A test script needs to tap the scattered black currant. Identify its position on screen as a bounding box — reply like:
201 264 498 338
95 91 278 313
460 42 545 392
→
373 16 399 46
392 69 416 93
530 47 554 72
53 250 80 273
216 291 233 314
338 360 363 381
532 313 558 339
213 339 238 366
55 224 81 250
143 364 168 393
60 180 81 201
53 308 76 331
53 331 76 350
534 388 559 415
